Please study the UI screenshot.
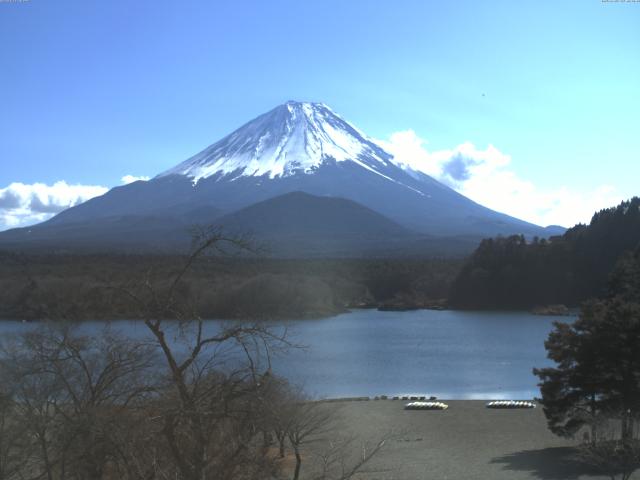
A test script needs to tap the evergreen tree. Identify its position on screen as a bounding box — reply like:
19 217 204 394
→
450 197 640 309
534 249 640 443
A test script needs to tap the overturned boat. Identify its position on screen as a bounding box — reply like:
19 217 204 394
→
486 400 536 409
404 401 448 410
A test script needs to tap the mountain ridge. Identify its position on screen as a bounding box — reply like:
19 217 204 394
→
0 101 564 254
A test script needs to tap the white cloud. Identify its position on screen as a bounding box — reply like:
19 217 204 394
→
0 174 153 231
0 181 108 231
121 174 150 184
377 130 623 227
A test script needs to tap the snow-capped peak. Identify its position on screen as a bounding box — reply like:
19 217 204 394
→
158 101 395 182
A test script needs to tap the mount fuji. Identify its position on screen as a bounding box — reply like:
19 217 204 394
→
0 101 562 255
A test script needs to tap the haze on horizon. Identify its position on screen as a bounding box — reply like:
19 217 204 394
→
0 0 638 231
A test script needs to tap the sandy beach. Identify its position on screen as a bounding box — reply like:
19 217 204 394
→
301 399 613 480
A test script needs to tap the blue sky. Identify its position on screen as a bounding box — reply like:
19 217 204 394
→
0 0 639 229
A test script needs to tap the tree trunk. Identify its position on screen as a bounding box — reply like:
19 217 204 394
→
276 431 286 458
621 410 632 445
278 436 287 458
38 434 54 480
590 394 598 445
293 446 302 480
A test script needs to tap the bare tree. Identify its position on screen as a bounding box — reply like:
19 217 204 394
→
0 324 158 480
577 439 640 480
286 399 335 480
0 390 28 480
118 228 291 480
282 395 392 480
310 435 389 480
571 408 640 480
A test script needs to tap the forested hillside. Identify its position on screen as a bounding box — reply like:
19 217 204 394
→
0 254 461 321
449 198 640 309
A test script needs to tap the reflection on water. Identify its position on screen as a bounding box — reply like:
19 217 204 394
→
270 309 566 399
0 309 571 399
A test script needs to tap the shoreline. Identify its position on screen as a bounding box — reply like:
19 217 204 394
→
0 305 580 323
316 395 539 403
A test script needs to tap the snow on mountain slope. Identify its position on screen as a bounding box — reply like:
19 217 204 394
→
159 101 402 184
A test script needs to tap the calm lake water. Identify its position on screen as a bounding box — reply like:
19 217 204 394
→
0 309 572 400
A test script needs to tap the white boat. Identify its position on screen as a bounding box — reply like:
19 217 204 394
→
486 400 536 409
404 401 448 410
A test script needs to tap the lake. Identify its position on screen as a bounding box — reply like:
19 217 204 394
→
272 309 568 399
0 309 571 400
